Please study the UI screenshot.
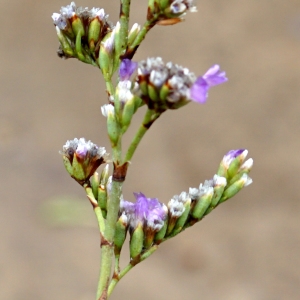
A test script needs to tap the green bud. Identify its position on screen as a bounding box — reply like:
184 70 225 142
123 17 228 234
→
154 215 168 244
121 96 135 132
55 27 74 57
101 104 120 147
173 197 191 232
219 174 252 203
100 164 110 187
91 172 100 199
114 213 128 255
113 22 122 70
130 224 144 259
99 31 115 80
128 23 140 46
191 187 213 219
211 176 227 207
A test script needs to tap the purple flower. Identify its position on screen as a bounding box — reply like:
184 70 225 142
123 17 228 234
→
189 64 228 103
223 149 247 168
120 193 167 230
119 59 138 81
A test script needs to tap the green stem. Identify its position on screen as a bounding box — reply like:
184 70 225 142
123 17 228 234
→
96 179 123 299
106 80 115 98
124 109 160 163
84 185 106 235
107 245 158 296
119 0 131 53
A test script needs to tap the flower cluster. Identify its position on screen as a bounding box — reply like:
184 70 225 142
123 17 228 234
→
114 149 253 259
60 138 108 185
148 0 197 25
52 2 113 64
134 57 227 112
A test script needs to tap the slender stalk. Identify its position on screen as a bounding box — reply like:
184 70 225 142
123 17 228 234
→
106 80 115 98
124 109 160 163
124 19 156 59
107 245 158 296
119 0 131 53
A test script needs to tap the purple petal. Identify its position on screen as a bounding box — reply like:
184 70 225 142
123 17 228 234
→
119 59 138 81
223 149 246 167
202 64 228 87
189 77 209 103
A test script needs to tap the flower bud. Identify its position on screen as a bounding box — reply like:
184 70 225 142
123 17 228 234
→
148 0 197 23
91 171 100 199
166 194 186 235
130 224 144 259
98 164 110 217
219 174 253 203
217 149 248 180
190 184 213 220
114 212 129 255
173 192 191 233
60 138 107 185
99 30 115 80
101 104 120 147
211 175 227 207
128 23 141 46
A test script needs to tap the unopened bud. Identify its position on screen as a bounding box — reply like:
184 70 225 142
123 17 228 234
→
220 174 253 203
130 224 144 259
114 212 129 255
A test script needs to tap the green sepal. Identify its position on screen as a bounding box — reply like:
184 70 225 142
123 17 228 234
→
211 183 226 207
62 155 74 177
114 215 128 255
148 84 158 101
121 97 135 132
219 175 248 203
71 16 85 37
91 172 100 199
173 199 191 232
98 32 114 81
113 22 122 72
56 28 74 57
97 188 107 216
139 80 148 96
107 112 120 147
144 228 156 250
75 32 86 62
159 83 169 101
128 24 140 46
70 155 86 182
191 190 213 219
130 224 144 259
227 156 244 179
154 216 168 244
100 164 110 187
217 163 227 178
166 215 177 236
88 18 101 51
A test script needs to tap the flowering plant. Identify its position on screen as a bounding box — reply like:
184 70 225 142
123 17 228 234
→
52 1 253 299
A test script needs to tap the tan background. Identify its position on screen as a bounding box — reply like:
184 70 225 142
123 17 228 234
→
1 0 300 299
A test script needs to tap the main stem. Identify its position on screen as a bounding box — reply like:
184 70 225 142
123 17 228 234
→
97 140 123 299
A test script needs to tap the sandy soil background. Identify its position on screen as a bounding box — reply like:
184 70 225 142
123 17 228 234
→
1 0 300 299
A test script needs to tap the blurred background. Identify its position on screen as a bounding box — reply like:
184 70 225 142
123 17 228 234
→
1 0 300 299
